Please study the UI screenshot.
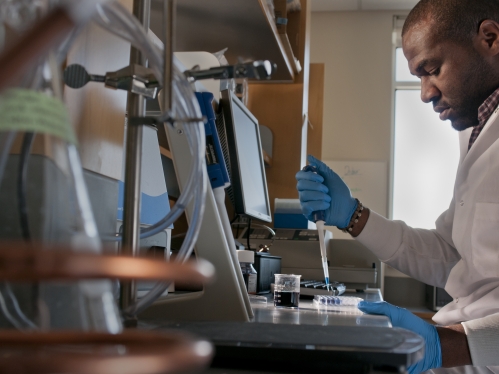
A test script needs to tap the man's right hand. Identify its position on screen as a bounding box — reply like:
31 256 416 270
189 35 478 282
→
358 301 442 374
295 155 357 228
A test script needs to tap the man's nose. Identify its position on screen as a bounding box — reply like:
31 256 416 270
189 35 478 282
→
420 77 440 103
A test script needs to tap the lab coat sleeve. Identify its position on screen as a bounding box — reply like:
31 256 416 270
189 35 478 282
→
462 313 499 366
355 210 461 288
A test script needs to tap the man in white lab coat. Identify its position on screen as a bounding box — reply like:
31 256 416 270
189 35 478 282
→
296 1 499 373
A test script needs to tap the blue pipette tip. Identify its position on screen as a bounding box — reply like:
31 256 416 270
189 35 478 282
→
325 277 330 290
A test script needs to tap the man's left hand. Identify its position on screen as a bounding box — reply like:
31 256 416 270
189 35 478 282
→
358 301 442 374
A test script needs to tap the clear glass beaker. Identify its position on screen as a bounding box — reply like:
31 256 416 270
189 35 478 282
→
0 53 122 332
274 274 301 308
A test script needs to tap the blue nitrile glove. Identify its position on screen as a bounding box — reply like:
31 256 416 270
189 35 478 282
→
358 301 442 374
295 155 357 228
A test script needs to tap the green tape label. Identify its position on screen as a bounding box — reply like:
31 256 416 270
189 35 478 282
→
0 88 77 144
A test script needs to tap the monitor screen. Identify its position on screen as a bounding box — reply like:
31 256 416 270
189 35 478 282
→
219 90 272 222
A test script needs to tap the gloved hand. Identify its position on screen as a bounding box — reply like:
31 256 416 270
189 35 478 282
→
295 155 357 228
358 301 442 374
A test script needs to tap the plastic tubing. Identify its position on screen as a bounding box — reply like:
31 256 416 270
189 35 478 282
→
125 109 207 315
93 3 208 316
140 84 204 238
18 132 35 241
124 166 207 317
93 3 205 241
122 122 206 316
0 57 46 330
0 52 45 190
0 287 25 330
93 2 206 254
0 284 37 329
0 28 103 331
0 131 16 190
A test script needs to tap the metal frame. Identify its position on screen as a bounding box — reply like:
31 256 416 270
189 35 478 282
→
389 15 421 222
138 118 252 322
120 0 251 322
120 0 150 325
387 15 422 281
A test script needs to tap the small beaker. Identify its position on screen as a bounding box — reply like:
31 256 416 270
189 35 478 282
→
273 274 301 308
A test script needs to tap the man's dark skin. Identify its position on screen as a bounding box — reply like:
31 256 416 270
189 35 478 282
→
351 16 499 368
404 19 499 131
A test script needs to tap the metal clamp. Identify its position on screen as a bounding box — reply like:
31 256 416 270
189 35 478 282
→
128 116 159 127
184 60 276 82
105 64 159 98
128 115 206 127
63 64 159 99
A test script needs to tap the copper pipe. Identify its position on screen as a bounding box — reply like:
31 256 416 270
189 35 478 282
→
0 241 215 284
0 330 213 374
0 8 74 92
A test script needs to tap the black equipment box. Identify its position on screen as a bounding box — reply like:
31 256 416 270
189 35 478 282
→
425 285 453 311
154 321 424 373
254 252 281 294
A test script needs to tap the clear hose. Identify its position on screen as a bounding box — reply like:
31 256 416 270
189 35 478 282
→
0 3 79 328
94 2 205 242
0 284 37 329
0 131 39 327
0 131 15 190
124 166 207 317
0 46 47 187
93 3 208 316
0 53 46 330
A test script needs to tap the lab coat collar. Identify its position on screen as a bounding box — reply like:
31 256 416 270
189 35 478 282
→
455 107 499 186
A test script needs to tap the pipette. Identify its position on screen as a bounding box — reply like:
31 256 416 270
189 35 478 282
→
302 165 330 291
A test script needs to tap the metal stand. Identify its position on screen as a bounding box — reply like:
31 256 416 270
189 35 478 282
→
119 0 150 327
163 0 176 114
138 120 252 322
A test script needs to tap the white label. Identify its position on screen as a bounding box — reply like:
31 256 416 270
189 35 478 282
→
248 274 257 294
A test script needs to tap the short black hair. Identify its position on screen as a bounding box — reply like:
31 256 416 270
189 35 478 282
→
402 0 499 45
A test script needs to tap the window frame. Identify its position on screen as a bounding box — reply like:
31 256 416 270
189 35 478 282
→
389 16 421 220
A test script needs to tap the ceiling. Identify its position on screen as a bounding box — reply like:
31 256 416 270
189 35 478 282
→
311 0 418 12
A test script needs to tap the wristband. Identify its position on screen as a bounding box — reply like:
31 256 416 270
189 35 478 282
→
339 199 363 233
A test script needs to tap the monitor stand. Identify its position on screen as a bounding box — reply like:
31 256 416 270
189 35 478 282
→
138 119 252 322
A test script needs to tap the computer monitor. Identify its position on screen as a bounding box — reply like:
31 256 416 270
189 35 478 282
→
219 90 272 222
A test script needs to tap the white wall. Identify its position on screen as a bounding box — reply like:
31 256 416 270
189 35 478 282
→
310 11 404 163
311 11 427 291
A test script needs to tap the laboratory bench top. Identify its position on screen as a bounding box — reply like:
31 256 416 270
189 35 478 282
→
142 289 425 373
249 289 391 328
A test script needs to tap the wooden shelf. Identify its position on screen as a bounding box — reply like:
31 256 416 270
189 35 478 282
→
247 0 311 218
149 0 294 82
307 63 325 160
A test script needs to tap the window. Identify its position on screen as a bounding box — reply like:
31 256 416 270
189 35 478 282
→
392 46 459 229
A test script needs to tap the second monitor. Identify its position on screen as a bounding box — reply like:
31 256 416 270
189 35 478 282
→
219 90 272 223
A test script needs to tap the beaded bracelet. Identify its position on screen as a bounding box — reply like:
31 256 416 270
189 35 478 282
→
339 199 364 234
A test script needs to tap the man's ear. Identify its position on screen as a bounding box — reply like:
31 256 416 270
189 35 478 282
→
475 20 499 56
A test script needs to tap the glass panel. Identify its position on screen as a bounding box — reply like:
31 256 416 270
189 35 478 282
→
393 90 460 229
395 48 419 82
0 58 122 332
232 100 270 218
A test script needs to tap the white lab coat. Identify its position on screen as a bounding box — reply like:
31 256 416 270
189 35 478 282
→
355 108 499 369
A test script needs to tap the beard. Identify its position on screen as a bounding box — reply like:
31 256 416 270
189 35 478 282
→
444 52 499 132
